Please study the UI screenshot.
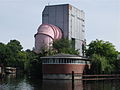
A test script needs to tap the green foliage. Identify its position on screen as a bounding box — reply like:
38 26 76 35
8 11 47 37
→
86 39 119 74
0 40 27 70
0 39 119 76
7 40 23 52
90 54 101 74
115 54 120 73
90 54 113 74
86 39 118 58
25 49 42 77
53 38 71 50
38 47 55 56
53 38 79 55
0 43 8 65
5 40 25 68
25 49 39 71
0 39 42 76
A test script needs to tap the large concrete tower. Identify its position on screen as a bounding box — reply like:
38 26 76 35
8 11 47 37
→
42 4 85 56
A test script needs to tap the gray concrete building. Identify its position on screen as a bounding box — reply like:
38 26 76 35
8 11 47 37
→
42 4 85 56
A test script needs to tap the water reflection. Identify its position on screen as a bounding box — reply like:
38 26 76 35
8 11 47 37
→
0 74 33 90
0 74 120 90
83 80 120 90
42 80 83 90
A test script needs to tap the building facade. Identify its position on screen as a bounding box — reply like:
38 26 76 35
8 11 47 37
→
34 4 90 80
41 53 90 79
42 4 85 56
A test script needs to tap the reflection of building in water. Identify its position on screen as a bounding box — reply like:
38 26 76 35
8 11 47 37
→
41 53 90 79
42 80 83 90
0 67 1 74
7 74 16 79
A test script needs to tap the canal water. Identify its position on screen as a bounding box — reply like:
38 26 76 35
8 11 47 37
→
0 74 120 90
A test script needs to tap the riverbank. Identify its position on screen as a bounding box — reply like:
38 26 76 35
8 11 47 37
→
82 74 120 80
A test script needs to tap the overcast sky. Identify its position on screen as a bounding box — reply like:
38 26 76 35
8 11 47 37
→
0 0 120 51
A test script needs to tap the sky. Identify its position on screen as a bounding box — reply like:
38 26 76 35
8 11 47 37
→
0 0 120 51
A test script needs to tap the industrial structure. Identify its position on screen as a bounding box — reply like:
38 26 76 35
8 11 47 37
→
34 4 90 79
34 4 85 56
34 24 62 53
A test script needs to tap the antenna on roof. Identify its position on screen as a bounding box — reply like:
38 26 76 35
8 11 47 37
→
48 2 50 6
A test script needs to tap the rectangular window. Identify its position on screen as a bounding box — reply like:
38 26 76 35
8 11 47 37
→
53 59 55 63
72 38 75 49
61 59 64 63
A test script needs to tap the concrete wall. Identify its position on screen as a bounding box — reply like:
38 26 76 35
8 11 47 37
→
42 4 69 38
43 74 82 80
42 4 85 56
68 5 85 56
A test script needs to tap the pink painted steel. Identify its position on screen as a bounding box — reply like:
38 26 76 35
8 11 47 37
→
34 24 62 53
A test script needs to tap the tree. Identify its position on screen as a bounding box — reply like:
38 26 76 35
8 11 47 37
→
5 40 26 69
7 40 23 52
0 43 7 65
114 54 120 73
25 49 38 71
53 38 79 55
25 49 42 77
86 39 119 74
86 39 118 61
90 54 113 74
0 40 42 75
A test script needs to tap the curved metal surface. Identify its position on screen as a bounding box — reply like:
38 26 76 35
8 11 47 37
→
34 24 62 53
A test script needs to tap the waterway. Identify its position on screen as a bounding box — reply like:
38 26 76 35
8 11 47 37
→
0 74 120 90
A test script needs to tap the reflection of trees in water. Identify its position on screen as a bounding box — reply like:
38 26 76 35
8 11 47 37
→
26 77 43 90
0 74 32 90
83 80 120 90
0 74 24 85
26 78 83 90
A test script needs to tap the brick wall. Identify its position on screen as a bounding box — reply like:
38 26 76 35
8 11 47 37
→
42 64 86 74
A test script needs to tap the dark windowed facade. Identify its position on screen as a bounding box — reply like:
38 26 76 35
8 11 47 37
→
42 58 90 64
